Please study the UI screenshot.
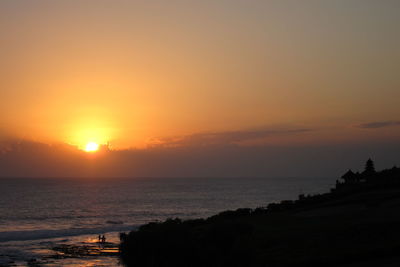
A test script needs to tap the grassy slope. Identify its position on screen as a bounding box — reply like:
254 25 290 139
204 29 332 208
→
119 187 400 267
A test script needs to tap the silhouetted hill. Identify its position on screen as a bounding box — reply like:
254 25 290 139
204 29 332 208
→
119 160 400 267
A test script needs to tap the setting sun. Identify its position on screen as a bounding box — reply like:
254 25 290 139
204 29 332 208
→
85 142 99 152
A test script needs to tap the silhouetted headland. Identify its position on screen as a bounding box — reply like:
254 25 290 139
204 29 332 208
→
119 159 400 267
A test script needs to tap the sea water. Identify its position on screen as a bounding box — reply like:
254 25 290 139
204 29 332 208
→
0 177 334 266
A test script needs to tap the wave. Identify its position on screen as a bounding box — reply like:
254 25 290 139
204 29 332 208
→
0 225 137 243
106 220 124 224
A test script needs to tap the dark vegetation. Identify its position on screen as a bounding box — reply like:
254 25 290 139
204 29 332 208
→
119 159 400 267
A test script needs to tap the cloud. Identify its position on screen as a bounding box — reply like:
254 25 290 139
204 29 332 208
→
357 121 400 129
1 135 400 178
1 138 399 178
147 128 312 147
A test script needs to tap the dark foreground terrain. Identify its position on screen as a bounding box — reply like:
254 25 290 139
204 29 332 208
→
119 161 400 267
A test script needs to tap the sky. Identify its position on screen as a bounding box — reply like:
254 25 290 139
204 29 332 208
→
0 0 399 177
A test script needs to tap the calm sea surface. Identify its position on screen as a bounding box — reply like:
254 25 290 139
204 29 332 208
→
0 177 334 266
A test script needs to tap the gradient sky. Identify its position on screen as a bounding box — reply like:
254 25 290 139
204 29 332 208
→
1 1 399 177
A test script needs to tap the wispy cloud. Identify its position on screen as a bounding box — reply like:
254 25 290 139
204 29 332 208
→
147 128 312 147
357 121 400 129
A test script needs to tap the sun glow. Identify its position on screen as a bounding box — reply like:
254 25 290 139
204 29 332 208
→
85 142 99 152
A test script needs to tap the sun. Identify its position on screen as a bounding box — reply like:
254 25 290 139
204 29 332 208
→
85 142 99 152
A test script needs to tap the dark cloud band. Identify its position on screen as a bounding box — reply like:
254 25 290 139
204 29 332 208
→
358 121 400 129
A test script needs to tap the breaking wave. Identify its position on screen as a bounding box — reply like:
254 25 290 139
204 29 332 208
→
0 225 137 243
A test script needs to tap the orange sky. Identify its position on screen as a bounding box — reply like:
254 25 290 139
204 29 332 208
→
1 1 400 150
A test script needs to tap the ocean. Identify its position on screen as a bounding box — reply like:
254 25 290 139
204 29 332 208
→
0 177 334 266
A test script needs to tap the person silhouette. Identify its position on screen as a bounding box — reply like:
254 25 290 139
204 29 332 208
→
98 234 101 243
101 235 106 243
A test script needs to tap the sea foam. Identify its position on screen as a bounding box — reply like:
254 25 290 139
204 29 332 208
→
0 225 136 243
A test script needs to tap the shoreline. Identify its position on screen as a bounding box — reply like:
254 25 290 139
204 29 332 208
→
119 164 400 267
0 231 123 267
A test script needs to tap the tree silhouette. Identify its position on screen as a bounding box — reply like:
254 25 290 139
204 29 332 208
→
364 158 376 174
